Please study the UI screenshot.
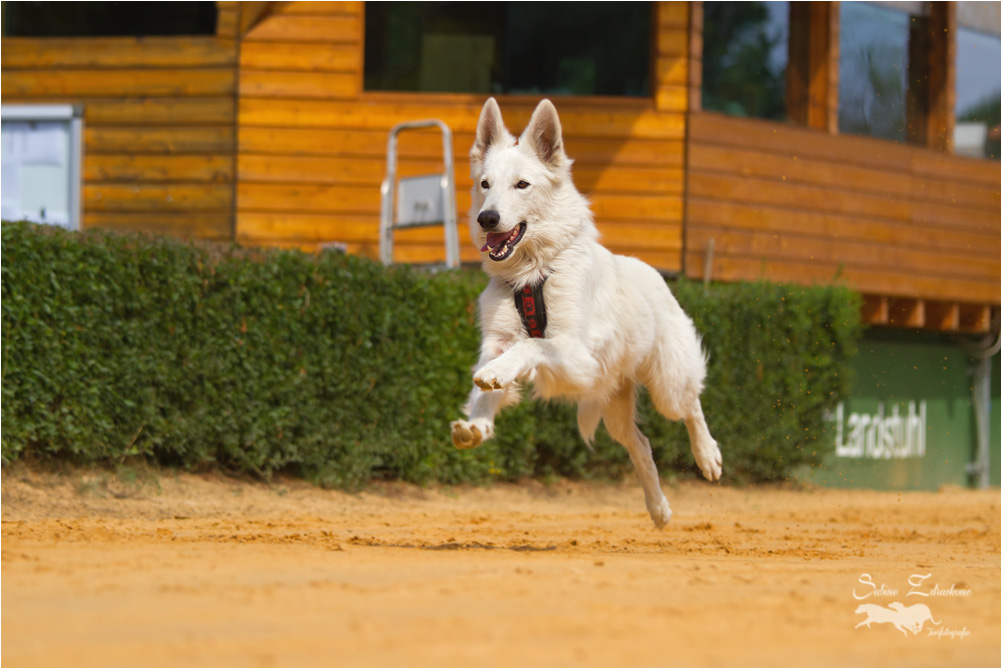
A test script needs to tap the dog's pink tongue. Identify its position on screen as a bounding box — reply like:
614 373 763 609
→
483 230 511 251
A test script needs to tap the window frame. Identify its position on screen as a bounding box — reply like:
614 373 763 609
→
359 1 661 106
695 1 960 153
0 1 219 38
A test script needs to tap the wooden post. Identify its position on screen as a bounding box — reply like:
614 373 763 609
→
906 3 955 152
687 1 703 113
786 3 810 125
809 2 839 134
927 2 956 152
786 2 839 133
239 2 273 36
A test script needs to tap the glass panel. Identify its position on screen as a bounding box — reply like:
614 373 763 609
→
955 26 1001 160
364 2 650 97
837 2 912 142
701 1 789 120
2 2 217 37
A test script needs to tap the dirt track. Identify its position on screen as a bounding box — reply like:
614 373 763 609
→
2 467 1000 667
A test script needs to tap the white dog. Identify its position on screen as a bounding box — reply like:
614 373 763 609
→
450 98 722 528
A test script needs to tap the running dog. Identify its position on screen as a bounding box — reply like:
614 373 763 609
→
450 98 722 528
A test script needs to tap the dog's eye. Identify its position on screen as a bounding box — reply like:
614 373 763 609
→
480 180 490 189
516 180 530 189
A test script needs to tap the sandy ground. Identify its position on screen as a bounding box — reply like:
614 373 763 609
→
2 465 1000 668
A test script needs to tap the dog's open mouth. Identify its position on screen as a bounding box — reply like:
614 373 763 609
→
481 222 526 261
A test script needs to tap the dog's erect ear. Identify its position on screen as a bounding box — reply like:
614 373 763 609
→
521 99 566 168
470 98 510 171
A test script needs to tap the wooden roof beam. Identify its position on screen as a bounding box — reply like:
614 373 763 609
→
888 298 925 329
924 301 961 332
959 304 993 333
860 296 995 333
861 295 889 326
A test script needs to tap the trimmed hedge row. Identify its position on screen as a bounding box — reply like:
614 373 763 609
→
1 222 862 486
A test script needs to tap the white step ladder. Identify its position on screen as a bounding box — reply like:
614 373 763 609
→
379 120 460 269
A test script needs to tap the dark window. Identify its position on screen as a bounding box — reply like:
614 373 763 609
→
955 26 1001 160
364 2 651 97
837 2 915 142
701 1 789 121
2 2 217 37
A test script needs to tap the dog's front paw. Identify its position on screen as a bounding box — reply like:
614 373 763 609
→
695 440 723 482
473 361 516 391
451 419 493 450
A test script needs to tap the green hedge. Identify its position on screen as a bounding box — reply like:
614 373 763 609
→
1 221 862 486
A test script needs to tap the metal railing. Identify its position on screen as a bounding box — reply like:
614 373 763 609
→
379 119 460 269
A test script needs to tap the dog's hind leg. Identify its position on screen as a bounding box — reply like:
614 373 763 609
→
686 404 723 481
643 357 722 482
649 390 722 482
602 383 673 528
642 328 722 482
682 399 722 482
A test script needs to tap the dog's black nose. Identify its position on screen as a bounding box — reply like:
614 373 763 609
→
477 210 500 230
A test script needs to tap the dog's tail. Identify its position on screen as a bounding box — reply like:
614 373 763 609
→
577 401 603 451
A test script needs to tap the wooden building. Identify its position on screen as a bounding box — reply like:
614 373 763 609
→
2 1 1000 333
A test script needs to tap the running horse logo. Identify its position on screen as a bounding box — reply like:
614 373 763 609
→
855 603 941 636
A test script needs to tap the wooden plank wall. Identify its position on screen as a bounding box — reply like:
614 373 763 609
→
0 3 240 239
686 112 1001 330
236 1 691 270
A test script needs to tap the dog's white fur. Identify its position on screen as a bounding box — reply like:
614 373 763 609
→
450 98 722 528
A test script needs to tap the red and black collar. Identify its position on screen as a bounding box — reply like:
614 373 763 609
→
512 275 549 339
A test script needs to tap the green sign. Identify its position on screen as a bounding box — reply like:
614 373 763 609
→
805 331 1000 491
